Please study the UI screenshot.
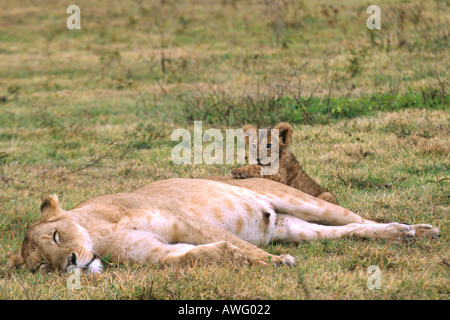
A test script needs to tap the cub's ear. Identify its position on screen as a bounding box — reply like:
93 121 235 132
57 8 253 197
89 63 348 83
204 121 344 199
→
7 251 25 269
40 194 61 221
273 122 293 147
242 124 257 146
242 124 257 132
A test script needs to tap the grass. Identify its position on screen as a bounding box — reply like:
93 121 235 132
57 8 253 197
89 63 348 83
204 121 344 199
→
0 0 449 300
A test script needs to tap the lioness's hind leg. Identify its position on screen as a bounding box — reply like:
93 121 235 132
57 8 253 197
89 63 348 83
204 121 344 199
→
272 214 436 243
271 195 375 226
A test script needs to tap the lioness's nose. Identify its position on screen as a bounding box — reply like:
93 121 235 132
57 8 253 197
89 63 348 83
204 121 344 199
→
69 252 77 266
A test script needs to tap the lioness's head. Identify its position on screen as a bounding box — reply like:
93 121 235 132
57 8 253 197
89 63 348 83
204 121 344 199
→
7 195 102 273
242 122 293 165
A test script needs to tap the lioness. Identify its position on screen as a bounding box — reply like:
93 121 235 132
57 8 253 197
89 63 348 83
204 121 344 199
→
8 178 439 273
230 122 339 204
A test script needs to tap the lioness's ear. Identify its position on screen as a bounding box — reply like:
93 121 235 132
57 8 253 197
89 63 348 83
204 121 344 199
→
7 251 25 269
273 122 293 147
242 124 257 146
40 194 61 221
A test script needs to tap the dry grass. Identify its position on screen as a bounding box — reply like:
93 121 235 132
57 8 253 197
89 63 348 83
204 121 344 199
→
1 108 448 300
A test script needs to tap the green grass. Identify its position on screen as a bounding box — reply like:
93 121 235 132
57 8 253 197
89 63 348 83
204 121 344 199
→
178 89 448 126
0 0 449 300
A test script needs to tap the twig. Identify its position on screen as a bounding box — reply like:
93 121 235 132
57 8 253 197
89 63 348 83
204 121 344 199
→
325 79 334 111
15 276 30 300
245 92 257 109
157 80 167 96
67 154 108 175
1 173 12 184
440 259 450 268
334 165 348 186
306 80 321 104
297 274 311 299
1 168 25 184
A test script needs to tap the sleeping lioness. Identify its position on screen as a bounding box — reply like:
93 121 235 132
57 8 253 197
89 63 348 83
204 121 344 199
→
8 178 439 273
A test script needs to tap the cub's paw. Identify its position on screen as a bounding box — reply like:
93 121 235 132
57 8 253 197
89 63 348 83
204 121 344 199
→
231 167 251 179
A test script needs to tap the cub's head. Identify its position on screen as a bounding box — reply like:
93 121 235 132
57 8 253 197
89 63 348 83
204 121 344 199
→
242 122 293 165
7 195 102 273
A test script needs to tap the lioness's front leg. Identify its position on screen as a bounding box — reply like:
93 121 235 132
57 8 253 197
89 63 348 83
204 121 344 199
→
273 215 440 243
170 214 295 266
164 241 294 267
107 230 293 267
163 241 249 266
104 230 248 266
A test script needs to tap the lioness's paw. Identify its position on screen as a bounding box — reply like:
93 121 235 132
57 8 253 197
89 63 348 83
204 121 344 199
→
355 222 415 243
279 254 296 267
410 224 440 239
270 254 296 267
381 223 416 243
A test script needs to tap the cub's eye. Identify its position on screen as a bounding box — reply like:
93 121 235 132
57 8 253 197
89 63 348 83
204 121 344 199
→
251 144 257 150
266 143 272 149
53 230 60 244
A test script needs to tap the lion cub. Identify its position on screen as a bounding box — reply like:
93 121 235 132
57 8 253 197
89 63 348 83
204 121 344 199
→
230 122 339 205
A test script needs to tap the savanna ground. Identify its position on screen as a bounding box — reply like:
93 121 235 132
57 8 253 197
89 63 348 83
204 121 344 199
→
0 0 449 300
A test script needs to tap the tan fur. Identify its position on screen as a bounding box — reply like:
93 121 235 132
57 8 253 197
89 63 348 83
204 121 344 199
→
230 122 339 205
8 178 439 273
